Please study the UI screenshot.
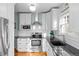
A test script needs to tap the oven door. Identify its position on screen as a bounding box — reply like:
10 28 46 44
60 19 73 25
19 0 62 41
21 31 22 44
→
31 40 41 46
31 40 42 52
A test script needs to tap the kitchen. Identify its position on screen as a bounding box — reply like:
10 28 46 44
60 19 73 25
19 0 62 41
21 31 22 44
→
14 3 79 56
0 3 79 56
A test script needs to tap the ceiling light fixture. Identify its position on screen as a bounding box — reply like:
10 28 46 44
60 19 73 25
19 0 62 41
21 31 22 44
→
29 3 36 12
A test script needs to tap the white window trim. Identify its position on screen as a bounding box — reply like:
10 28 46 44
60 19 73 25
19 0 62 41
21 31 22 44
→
59 12 69 34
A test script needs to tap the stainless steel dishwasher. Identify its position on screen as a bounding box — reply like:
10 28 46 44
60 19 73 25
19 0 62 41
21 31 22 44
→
0 17 9 56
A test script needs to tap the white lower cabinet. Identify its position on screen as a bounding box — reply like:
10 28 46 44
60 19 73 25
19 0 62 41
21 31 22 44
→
17 38 31 52
46 41 54 56
42 39 54 56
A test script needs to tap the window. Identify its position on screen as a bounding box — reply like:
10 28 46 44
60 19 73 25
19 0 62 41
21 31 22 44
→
59 13 69 34
53 20 57 30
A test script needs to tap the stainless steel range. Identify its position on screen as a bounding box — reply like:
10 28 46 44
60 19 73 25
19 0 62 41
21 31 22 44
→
31 32 42 52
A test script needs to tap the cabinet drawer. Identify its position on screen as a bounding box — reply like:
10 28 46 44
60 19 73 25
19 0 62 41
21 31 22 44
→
17 42 29 45
17 48 31 52
17 44 30 47
17 38 31 45
17 38 26 41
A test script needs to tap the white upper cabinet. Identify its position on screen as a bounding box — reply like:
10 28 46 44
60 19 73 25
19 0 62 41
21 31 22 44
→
19 13 31 30
41 12 52 34
69 4 79 33
45 12 52 34
51 9 58 30
31 13 35 24
41 13 46 32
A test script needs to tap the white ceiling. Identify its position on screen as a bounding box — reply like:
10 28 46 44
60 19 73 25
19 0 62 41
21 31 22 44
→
15 3 62 12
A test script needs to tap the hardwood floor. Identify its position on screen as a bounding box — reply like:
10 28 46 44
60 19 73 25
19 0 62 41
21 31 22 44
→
15 52 47 56
15 49 47 56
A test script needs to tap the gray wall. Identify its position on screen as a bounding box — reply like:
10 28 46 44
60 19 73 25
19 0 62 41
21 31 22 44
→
69 3 79 33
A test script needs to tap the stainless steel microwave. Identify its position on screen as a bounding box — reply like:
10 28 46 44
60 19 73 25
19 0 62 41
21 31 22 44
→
22 25 30 29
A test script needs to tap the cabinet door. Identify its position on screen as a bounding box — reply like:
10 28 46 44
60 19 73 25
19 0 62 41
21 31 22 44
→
42 39 55 56
19 13 31 30
42 39 47 52
45 40 54 56
41 14 46 32
52 9 58 30
45 12 52 34
17 38 31 52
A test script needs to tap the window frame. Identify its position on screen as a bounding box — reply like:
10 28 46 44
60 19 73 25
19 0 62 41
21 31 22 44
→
59 13 69 34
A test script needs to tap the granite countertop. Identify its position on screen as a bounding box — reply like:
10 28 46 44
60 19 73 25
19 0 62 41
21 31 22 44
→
15 36 32 38
15 36 46 39
47 37 79 56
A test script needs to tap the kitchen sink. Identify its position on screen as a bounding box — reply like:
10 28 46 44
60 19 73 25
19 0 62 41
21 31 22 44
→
50 40 66 46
